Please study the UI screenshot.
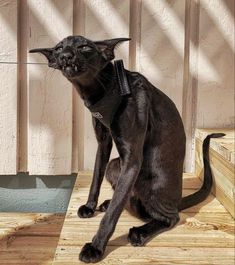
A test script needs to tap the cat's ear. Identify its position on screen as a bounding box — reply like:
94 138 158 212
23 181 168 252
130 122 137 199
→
94 38 131 61
29 48 56 67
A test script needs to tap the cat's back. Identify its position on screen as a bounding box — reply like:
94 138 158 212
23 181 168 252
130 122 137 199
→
126 70 185 149
127 70 182 123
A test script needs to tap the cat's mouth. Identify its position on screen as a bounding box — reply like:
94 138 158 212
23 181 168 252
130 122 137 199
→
61 63 86 78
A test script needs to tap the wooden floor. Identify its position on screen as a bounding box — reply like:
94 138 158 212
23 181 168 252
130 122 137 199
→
53 172 235 265
0 212 65 264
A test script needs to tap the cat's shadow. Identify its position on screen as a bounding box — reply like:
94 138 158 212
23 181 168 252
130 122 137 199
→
104 234 130 259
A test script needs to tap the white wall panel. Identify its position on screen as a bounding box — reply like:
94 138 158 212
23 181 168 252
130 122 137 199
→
0 0 234 174
27 0 73 174
0 0 17 174
197 0 234 128
139 0 185 114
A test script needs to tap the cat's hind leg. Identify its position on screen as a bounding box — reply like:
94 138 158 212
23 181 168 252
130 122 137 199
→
105 157 120 189
98 195 151 221
97 157 120 211
98 158 150 220
98 199 111 212
128 213 179 246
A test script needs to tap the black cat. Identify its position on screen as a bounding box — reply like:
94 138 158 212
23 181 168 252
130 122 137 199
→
30 36 224 263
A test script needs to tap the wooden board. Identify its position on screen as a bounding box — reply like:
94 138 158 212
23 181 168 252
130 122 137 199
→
53 172 235 264
195 129 235 218
0 212 64 265
28 64 73 174
27 0 73 174
196 129 235 165
0 0 18 174
182 0 200 172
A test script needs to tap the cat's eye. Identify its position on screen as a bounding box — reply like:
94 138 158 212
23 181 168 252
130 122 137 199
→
79 46 92 52
56 46 63 52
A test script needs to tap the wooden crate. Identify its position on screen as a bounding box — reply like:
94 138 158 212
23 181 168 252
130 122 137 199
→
195 129 235 218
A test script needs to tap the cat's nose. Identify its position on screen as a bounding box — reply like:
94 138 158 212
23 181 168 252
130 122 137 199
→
61 52 73 61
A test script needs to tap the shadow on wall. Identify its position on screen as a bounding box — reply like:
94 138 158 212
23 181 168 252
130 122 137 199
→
27 1 73 175
0 0 234 174
0 173 76 213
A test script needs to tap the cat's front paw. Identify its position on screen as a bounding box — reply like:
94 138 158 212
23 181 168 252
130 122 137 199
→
77 205 94 218
128 226 146 246
79 243 103 263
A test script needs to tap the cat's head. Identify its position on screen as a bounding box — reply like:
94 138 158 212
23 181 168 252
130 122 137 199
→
29 35 130 79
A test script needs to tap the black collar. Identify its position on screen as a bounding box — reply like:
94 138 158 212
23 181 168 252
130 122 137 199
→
85 60 131 128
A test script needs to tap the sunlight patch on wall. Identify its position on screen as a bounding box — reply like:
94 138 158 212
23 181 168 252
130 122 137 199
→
144 0 220 83
200 0 234 52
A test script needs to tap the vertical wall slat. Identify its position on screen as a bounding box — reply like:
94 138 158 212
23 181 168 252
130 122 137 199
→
0 0 18 174
18 0 28 172
129 0 142 71
182 0 200 172
82 0 130 170
27 0 73 175
72 0 85 172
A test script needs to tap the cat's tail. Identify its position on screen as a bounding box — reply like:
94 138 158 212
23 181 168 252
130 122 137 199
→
179 132 225 211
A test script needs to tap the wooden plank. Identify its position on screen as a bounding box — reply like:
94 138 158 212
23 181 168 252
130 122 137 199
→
72 0 86 172
182 0 200 172
195 130 235 218
18 0 28 172
0 0 18 174
196 129 235 165
28 64 73 174
129 0 142 71
53 173 235 264
27 0 73 174
54 247 234 265
82 0 130 170
0 213 64 265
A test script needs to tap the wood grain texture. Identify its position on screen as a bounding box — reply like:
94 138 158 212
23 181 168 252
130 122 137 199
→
72 0 86 172
182 0 200 172
0 0 18 174
27 0 73 174
195 129 235 218
0 212 64 265
53 172 235 264
196 128 234 165
129 0 142 71
82 0 130 170
18 0 28 172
